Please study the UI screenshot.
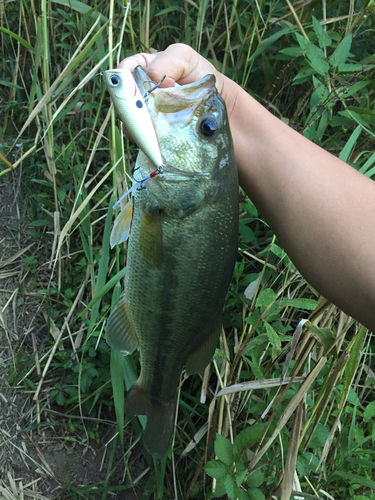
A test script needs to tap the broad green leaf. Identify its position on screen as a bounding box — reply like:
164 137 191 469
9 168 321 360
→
305 322 336 355
215 434 234 465
338 63 363 72
235 468 248 486
312 76 330 103
224 474 239 500
293 66 316 84
246 469 264 488
339 125 362 162
363 401 375 422
204 460 228 479
256 288 276 310
307 54 330 76
295 32 309 52
233 424 266 459
248 487 266 500
264 321 281 353
330 34 352 68
331 471 375 489
0 27 35 52
308 423 329 449
280 47 302 57
338 81 369 98
312 16 332 47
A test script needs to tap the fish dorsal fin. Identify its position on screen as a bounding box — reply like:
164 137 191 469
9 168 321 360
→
185 319 222 376
106 296 139 356
110 199 133 249
139 211 162 267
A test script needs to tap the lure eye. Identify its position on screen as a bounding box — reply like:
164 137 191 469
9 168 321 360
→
109 75 120 87
200 117 217 137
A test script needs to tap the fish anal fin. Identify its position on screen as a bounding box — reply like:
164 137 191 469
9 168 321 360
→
110 199 133 248
185 320 222 376
139 211 162 267
106 296 138 356
125 381 176 458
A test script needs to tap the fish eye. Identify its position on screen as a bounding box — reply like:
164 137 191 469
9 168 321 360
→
200 117 217 137
109 75 120 87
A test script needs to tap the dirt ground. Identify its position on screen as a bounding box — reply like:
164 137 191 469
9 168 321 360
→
0 172 147 499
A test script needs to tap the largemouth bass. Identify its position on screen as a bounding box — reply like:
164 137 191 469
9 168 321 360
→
105 66 238 458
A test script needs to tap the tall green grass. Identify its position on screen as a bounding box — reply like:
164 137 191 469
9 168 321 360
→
1 1 374 499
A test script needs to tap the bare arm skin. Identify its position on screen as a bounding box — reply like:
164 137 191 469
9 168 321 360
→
118 44 375 331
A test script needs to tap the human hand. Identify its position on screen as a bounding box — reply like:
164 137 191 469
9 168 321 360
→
117 43 232 106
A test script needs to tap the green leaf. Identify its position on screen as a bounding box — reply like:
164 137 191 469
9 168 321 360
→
0 27 35 52
249 26 296 62
312 76 330 106
339 125 362 162
278 298 318 310
53 0 108 21
312 16 332 48
338 81 369 98
308 423 329 449
295 32 309 52
204 460 228 479
307 55 330 76
340 326 366 409
264 321 281 353
248 487 266 500
256 288 276 310
330 34 352 68
280 47 302 57
331 471 375 489
0 80 23 89
338 63 363 72
305 322 336 354
363 401 375 422
224 474 239 500
215 434 234 465
233 424 266 459
347 457 375 468
235 468 248 486
246 469 264 488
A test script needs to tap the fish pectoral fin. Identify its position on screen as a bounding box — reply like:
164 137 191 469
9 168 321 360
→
106 296 139 356
139 211 162 267
110 199 133 248
185 319 222 376
125 381 176 459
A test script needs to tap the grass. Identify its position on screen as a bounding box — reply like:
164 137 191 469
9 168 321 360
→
0 0 375 499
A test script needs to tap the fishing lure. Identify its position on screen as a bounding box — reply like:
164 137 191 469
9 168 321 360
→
104 68 163 170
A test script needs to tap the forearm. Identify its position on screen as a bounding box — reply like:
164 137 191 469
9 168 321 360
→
224 77 375 330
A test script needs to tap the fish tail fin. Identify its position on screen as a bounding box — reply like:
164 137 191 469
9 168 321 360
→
125 381 176 458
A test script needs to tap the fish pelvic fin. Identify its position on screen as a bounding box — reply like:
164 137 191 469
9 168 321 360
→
139 211 162 267
185 319 222 376
106 296 139 356
110 199 133 248
125 382 176 459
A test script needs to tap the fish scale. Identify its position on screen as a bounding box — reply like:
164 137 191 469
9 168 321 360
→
105 67 238 458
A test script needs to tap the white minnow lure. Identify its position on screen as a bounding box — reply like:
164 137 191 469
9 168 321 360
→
104 68 163 169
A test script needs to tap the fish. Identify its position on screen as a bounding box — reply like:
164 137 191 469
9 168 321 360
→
105 65 239 458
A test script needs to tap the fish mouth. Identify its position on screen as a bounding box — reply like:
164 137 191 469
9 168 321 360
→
133 66 217 114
